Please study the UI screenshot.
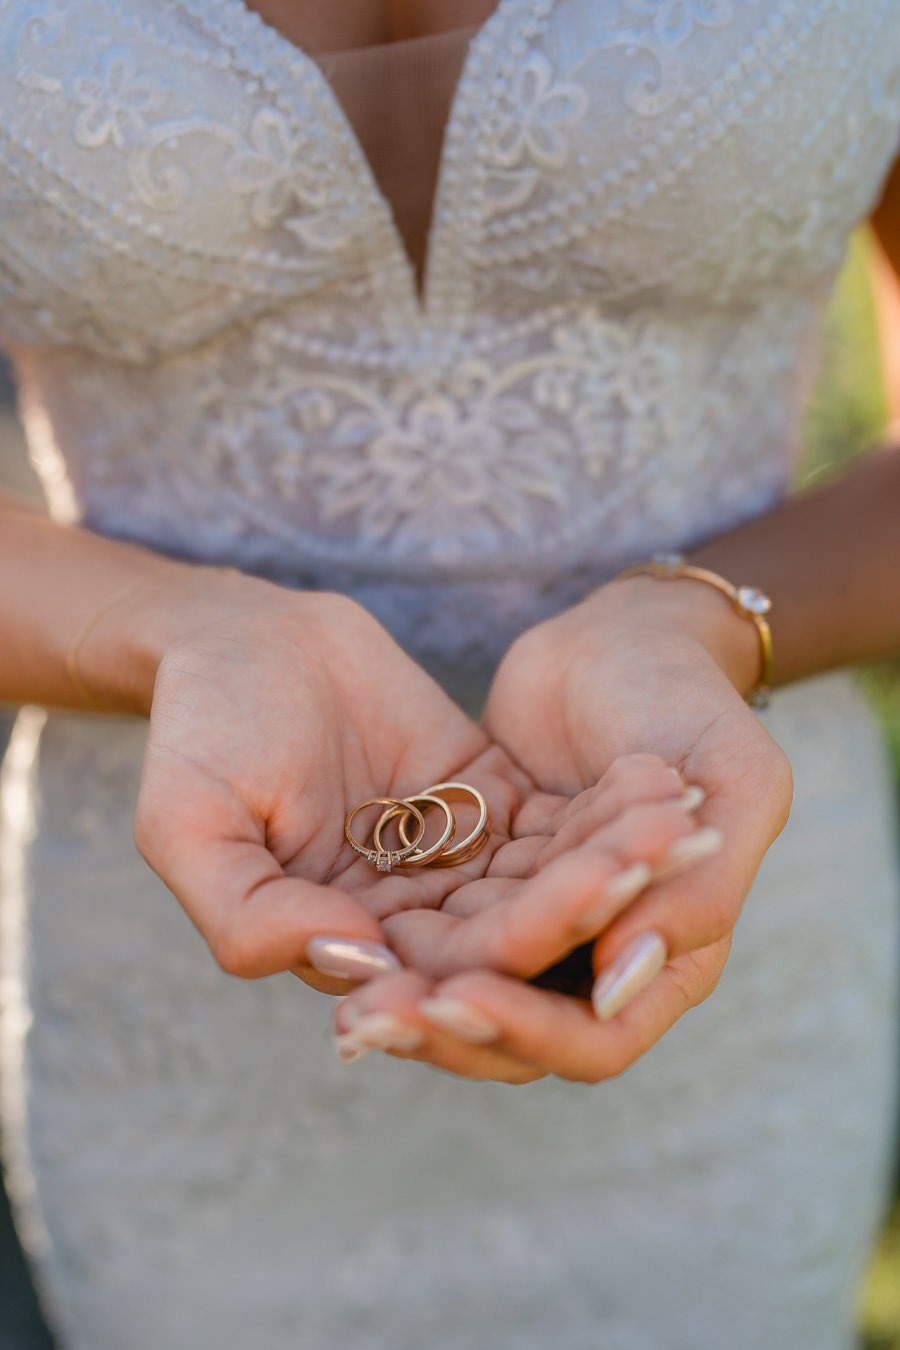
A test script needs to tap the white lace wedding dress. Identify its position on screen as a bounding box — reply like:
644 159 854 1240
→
2 1 900 1346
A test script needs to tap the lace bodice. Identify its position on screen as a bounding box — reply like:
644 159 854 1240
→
2 0 899 686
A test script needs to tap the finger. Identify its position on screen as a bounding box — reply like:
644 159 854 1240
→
434 772 703 917
522 758 701 868
510 754 686 842
384 801 703 980
486 760 700 884
592 721 791 969
416 939 728 1083
292 964 359 996
136 772 395 981
331 971 544 1083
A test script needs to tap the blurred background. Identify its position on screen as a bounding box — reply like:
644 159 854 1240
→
0 232 899 1348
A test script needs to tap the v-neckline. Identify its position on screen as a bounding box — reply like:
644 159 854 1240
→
212 0 524 323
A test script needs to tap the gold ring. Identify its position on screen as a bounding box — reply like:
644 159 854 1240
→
344 797 427 873
398 782 490 868
373 793 456 868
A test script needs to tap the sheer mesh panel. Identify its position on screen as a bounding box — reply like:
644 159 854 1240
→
312 27 486 288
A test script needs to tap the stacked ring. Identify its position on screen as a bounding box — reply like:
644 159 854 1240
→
395 782 490 868
344 797 427 873
344 783 491 873
373 793 456 867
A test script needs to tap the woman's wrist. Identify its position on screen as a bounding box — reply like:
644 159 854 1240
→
74 565 289 715
75 556 383 718
580 573 763 698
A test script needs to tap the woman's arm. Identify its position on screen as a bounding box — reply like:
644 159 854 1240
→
0 487 217 713
619 434 900 699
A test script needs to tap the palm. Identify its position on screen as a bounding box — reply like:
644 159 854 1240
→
483 614 792 971
135 591 635 993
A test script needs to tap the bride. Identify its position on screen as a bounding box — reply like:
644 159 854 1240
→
1 1 900 1346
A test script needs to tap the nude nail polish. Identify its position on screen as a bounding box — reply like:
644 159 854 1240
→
592 932 667 1021
336 998 362 1030
307 936 401 982
676 785 706 812
653 827 724 880
420 998 500 1044
577 861 652 935
333 1034 373 1064
343 1013 425 1052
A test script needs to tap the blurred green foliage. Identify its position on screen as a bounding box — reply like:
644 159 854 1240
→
803 233 888 478
804 233 900 783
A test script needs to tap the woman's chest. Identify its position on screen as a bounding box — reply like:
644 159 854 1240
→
242 0 498 51
0 0 899 363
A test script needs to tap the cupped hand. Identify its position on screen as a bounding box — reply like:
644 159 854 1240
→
135 573 486 993
331 575 791 1083
473 574 792 1067
133 572 711 1004
332 757 719 1082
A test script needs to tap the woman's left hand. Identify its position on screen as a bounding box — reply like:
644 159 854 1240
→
332 576 792 1082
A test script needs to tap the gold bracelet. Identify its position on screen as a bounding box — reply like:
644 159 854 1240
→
613 553 773 710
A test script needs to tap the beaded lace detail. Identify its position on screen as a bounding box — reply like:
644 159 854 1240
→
1 0 899 682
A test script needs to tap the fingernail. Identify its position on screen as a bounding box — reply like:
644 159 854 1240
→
336 998 362 1030
420 998 500 1044
577 862 652 935
342 1013 425 1052
676 785 706 812
307 936 401 982
333 1034 373 1064
592 931 667 1021
653 827 724 880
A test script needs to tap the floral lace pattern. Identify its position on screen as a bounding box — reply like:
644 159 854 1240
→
0 0 898 669
484 48 590 214
591 0 739 115
72 52 168 150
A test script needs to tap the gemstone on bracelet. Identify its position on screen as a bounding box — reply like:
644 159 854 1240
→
737 586 772 615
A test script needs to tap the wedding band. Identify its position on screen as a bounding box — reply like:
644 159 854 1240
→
373 793 456 868
345 781 490 874
344 797 427 873
397 782 490 868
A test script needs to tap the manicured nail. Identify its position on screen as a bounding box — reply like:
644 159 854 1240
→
577 862 652 935
341 1013 425 1052
676 785 706 812
653 827 724 880
592 931 667 1020
333 1034 373 1064
335 997 362 1030
420 998 500 1044
307 936 401 982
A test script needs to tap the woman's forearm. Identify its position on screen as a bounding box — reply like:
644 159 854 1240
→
0 490 250 714
579 440 900 698
689 440 900 687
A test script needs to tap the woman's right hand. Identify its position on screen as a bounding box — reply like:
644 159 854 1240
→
129 570 494 993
